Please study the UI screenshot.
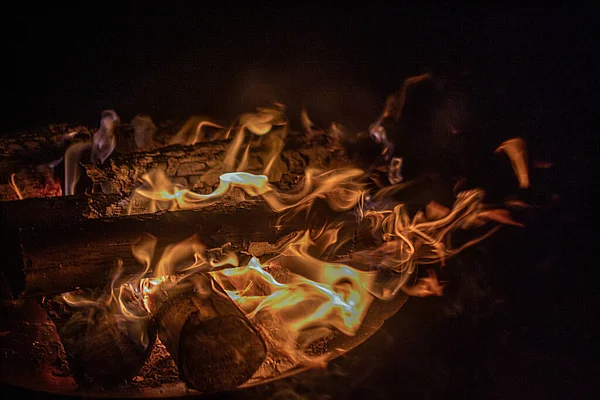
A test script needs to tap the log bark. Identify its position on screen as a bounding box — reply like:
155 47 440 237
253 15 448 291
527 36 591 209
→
0 193 129 300
1 125 353 201
0 119 216 201
7 200 318 297
148 273 267 393
82 134 352 196
0 124 93 201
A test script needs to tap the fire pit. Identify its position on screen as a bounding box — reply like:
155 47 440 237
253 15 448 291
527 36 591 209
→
0 87 532 398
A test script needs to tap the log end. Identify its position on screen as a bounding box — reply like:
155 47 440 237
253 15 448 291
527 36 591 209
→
179 313 267 393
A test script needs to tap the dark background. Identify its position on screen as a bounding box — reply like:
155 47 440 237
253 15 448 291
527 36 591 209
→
1 4 596 399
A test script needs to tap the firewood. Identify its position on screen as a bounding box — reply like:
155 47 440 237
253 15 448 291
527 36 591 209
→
0 193 129 300
0 124 93 201
81 134 353 196
6 200 322 297
43 289 156 387
148 273 267 393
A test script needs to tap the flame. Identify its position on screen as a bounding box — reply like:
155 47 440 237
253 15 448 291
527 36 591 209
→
369 73 434 160
59 180 520 374
61 260 153 350
64 142 93 196
54 101 526 378
91 110 119 164
223 104 287 175
129 167 364 217
495 137 530 189
170 117 225 145
9 173 24 199
388 157 404 184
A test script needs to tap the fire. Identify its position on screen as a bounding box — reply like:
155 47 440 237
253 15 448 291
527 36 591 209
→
9 173 23 199
129 167 364 217
495 137 530 189
61 181 518 373
170 117 225 146
52 101 526 385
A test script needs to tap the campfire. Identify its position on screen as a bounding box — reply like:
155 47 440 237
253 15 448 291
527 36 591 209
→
0 74 536 397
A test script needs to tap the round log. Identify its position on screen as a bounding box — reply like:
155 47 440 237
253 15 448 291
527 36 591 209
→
150 274 267 393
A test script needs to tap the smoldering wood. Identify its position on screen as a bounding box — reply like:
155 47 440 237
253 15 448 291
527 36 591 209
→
148 273 267 393
0 124 92 163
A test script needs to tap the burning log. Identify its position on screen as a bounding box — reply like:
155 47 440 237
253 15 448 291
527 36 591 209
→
0 193 130 300
6 199 340 297
148 273 267 393
0 116 212 201
81 135 351 196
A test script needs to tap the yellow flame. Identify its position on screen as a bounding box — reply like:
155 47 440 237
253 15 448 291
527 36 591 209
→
129 167 364 217
57 102 523 374
212 252 374 339
170 117 225 146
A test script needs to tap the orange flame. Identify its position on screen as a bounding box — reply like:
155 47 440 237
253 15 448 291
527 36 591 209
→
9 173 24 200
495 137 530 189
129 167 364 217
170 117 225 146
56 102 525 376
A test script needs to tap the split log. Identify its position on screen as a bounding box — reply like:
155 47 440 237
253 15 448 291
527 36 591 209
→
7 199 344 298
148 273 267 393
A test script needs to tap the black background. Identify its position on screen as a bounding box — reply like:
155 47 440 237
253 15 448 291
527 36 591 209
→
1 3 596 399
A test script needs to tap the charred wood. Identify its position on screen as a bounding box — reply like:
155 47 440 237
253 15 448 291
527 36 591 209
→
82 134 353 196
6 200 342 298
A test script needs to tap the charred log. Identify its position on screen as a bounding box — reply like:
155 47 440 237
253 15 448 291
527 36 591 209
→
82 134 353 196
0 124 94 201
0 193 128 300
7 200 338 297
148 273 267 393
